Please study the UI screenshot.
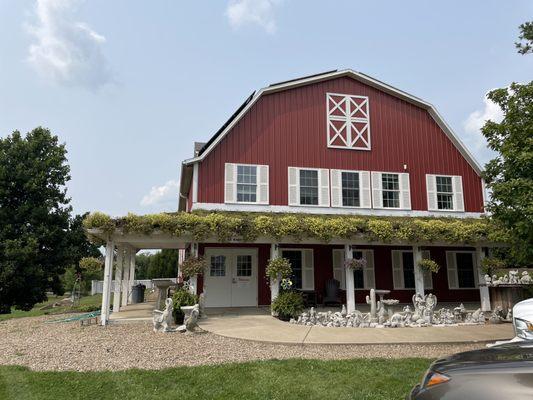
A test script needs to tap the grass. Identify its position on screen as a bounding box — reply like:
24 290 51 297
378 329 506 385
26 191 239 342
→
0 358 430 400
0 295 103 322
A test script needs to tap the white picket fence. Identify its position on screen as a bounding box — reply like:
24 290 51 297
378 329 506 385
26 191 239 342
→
90 278 178 295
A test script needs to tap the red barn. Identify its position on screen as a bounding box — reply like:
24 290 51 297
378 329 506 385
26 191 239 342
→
176 70 489 310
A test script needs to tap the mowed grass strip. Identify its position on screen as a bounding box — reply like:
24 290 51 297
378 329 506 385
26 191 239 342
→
0 358 430 400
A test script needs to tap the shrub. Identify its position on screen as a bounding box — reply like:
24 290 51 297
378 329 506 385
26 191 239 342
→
271 291 304 320
266 257 292 281
417 258 440 274
172 288 198 324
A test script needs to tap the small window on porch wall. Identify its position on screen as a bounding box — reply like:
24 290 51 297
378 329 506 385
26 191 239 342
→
327 93 370 150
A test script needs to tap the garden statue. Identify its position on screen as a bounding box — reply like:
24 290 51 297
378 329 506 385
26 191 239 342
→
153 298 175 333
484 274 492 285
520 271 532 284
341 305 347 317
365 288 378 323
177 304 200 333
198 293 205 317
509 270 519 284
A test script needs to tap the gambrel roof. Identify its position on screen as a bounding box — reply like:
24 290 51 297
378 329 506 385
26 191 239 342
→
183 69 482 175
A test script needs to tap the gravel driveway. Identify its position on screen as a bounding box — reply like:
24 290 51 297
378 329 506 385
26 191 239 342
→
0 315 488 372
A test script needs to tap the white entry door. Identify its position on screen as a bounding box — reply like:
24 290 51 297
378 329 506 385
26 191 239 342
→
204 248 258 307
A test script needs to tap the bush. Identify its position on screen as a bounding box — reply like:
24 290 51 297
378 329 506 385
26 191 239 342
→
172 288 198 324
271 291 304 320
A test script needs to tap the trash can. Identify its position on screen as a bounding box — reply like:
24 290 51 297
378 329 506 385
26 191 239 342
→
131 284 145 304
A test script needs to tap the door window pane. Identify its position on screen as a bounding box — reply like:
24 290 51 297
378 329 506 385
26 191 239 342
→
210 255 226 277
436 176 454 210
299 170 319 205
237 165 257 202
342 172 360 207
352 250 364 289
402 252 415 289
236 255 252 277
282 250 302 289
456 253 475 288
382 173 400 208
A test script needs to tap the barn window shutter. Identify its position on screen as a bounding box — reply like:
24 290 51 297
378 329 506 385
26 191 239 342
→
371 172 383 209
392 250 403 289
426 174 437 211
332 249 345 290
421 250 433 290
399 173 411 210
446 252 459 289
288 167 299 205
224 163 236 203
318 168 330 207
330 169 342 207
360 171 371 208
257 165 269 204
301 249 315 290
472 252 479 287
452 176 464 211
363 250 375 289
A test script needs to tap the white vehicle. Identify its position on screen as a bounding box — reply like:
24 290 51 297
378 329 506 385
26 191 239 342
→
488 298 533 347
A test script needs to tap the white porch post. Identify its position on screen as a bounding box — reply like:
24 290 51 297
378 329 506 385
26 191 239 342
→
345 244 356 313
188 242 199 295
477 246 491 311
270 243 280 308
413 245 425 296
101 240 115 325
121 247 131 308
127 248 136 304
112 246 124 313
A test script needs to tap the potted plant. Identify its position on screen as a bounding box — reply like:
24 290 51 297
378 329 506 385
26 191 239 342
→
180 256 207 278
417 258 440 274
172 287 198 324
344 257 367 270
271 291 304 321
266 257 292 283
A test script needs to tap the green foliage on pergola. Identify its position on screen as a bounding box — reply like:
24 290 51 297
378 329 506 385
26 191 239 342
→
84 211 508 245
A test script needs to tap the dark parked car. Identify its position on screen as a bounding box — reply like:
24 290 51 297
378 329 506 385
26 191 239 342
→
407 342 533 399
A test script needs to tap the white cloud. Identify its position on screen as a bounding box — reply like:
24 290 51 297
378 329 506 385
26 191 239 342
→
140 180 180 208
462 93 503 164
26 0 112 89
225 0 281 34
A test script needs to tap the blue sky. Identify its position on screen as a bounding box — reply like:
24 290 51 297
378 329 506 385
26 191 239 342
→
0 0 531 217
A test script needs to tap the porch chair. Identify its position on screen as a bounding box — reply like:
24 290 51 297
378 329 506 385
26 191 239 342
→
323 278 342 306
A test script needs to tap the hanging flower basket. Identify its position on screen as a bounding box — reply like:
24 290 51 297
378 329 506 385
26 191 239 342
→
266 257 292 281
181 256 207 278
345 257 367 270
417 258 440 274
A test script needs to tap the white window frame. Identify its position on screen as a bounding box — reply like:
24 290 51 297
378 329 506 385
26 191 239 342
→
224 163 269 205
446 250 478 290
288 167 330 207
280 248 315 291
391 250 433 290
330 169 372 209
326 92 371 151
426 174 464 212
332 248 375 290
371 171 411 210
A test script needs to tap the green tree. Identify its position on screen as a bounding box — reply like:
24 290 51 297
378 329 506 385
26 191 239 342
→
147 250 180 279
0 128 73 313
515 21 533 54
135 252 151 279
482 24 533 264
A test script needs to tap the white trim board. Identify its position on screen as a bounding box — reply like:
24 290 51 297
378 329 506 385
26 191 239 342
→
191 202 485 219
182 69 483 176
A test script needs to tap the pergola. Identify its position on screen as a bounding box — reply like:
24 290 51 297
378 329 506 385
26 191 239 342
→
88 221 498 325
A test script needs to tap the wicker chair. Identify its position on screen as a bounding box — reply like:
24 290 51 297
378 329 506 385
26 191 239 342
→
323 278 341 306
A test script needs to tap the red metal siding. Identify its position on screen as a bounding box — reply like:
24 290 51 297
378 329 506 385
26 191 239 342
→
197 76 483 212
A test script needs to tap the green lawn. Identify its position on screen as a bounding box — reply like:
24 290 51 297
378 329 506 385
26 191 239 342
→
0 358 429 400
0 294 103 322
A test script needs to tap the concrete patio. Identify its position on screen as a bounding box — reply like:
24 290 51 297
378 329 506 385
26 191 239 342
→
109 302 514 345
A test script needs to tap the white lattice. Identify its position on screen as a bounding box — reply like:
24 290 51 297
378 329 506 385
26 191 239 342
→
327 93 371 150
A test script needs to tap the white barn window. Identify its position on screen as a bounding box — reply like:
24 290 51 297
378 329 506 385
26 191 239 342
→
326 93 370 151
426 174 464 212
225 163 269 204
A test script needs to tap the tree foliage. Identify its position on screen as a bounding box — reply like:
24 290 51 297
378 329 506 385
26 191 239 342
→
515 21 533 54
0 128 95 313
481 24 533 265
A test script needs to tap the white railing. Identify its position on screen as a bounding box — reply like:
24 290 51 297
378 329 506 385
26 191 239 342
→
90 278 178 295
